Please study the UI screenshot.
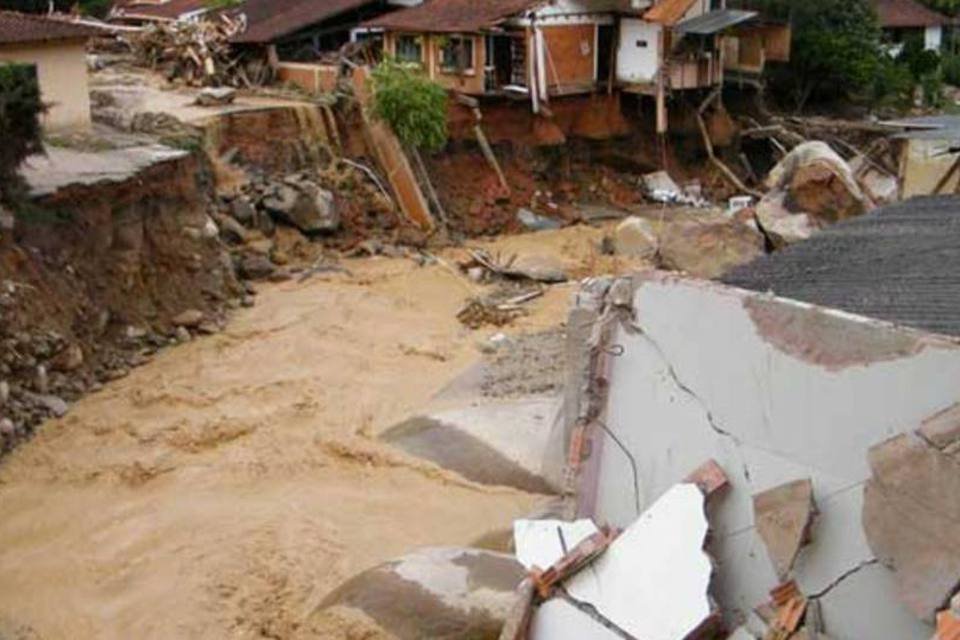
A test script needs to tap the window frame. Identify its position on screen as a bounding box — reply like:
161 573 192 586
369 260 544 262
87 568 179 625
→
438 35 476 75
395 33 424 65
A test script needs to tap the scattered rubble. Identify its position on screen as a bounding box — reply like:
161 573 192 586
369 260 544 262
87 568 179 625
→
765 142 868 224
753 479 817 581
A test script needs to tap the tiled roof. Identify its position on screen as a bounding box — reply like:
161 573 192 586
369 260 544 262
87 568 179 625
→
873 0 950 28
364 0 541 33
0 11 101 45
724 195 960 338
234 0 378 43
113 0 210 21
645 0 699 25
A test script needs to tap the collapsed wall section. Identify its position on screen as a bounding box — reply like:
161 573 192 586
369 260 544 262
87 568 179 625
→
566 271 960 639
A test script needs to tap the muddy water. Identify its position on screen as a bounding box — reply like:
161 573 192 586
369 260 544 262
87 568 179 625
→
0 226 639 639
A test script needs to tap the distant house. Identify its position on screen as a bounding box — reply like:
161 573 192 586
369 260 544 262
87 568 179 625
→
110 0 213 24
232 0 421 61
365 0 789 131
0 11 99 130
873 0 952 52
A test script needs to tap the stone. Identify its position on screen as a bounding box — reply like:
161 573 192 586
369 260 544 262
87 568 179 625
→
614 216 658 260
309 547 525 640
659 211 765 279
517 208 562 231
756 191 818 249
862 432 960 623
202 216 219 240
50 344 84 372
194 87 236 107
238 254 276 281
0 418 14 436
230 196 256 225
31 393 68 418
753 479 816 580
215 213 249 245
0 380 8 406
172 309 204 328
264 182 340 235
765 141 868 223
175 326 192 342
505 254 568 284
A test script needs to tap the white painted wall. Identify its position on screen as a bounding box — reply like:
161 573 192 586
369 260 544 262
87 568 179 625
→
616 18 660 83
586 274 957 639
925 25 942 51
0 39 91 131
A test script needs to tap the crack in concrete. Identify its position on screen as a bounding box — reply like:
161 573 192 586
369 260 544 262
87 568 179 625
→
631 324 738 442
809 559 879 599
556 588 638 639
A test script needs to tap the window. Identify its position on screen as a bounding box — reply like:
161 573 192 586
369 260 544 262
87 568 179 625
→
395 34 423 64
439 36 475 73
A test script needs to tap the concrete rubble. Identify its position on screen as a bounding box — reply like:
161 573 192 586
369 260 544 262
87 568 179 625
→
559 270 960 639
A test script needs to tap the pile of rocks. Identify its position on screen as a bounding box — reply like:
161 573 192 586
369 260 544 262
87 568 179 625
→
213 171 342 281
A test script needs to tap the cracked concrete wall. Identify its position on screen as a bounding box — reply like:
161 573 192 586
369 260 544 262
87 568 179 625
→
581 272 960 640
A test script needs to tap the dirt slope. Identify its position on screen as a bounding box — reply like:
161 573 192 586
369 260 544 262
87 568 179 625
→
0 225 641 639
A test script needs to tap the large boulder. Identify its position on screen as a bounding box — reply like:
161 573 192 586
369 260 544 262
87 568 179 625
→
614 216 658 260
755 191 818 249
659 210 765 279
765 141 868 223
306 547 525 640
264 181 340 234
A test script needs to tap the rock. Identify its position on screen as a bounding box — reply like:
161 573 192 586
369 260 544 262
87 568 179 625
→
230 196 256 225
765 141 868 223
238 254 276 280
50 344 84 372
614 216 658 260
0 380 8 406
0 418 14 436
659 210 765 279
194 87 236 107
517 208 562 231
35 365 48 394
215 213 248 245
172 309 204 328
202 216 219 240
175 326 192 342
642 170 682 197
309 547 525 640
264 181 339 234
755 191 818 248
505 254 568 283
30 392 68 418
125 325 148 341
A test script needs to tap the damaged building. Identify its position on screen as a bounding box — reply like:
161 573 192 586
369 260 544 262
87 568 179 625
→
552 195 960 639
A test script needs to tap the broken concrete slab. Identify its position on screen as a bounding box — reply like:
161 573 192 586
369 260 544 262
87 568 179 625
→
862 433 960 623
528 598 622 640
194 87 237 107
312 546 525 640
755 191 818 248
564 483 716 640
753 479 816 580
512 518 599 571
571 272 960 639
22 145 189 197
381 396 564 494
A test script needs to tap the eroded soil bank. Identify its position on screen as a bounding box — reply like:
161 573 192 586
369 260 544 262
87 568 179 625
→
0 225 637 640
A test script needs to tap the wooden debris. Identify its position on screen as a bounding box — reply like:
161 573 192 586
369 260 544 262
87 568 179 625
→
127 14 264 88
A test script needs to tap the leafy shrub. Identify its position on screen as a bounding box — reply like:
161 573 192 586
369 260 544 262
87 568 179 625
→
943 52 960 86
0 63 43 203
871 56 915 107
370 58 448 151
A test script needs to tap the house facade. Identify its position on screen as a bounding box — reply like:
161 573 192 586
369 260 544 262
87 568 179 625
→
367 0 788 131
110 0 212 24
873 0 951 52
0 12 98 130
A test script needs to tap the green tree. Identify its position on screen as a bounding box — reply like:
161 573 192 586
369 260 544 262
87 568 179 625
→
0 63 43 205
369 58 448 151
741 0 885 111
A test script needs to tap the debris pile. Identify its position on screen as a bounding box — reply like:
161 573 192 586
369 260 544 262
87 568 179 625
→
127 14 267 87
